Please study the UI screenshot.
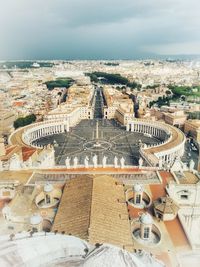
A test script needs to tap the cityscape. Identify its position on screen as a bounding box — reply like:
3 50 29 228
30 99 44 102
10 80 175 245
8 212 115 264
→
1 1 200 267
0 59 200 266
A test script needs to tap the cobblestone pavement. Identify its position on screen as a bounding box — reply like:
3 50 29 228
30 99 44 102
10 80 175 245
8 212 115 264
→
35 88 163 166
35 119 163 166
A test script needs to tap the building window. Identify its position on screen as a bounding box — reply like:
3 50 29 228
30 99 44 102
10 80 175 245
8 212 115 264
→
46 194 51 204
2 191 11 197
178 190 190 200
136 194 141 204
144 227 150 239
181 194 188 200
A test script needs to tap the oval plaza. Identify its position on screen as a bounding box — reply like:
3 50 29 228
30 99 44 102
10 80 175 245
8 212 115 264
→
2 79 199 267
9 86 186 169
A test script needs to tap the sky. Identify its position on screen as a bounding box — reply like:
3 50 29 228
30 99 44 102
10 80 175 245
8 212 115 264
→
0 0 200 60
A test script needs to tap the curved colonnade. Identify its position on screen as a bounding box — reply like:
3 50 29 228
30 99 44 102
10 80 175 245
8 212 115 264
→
13 106 92 148
23 120 70 147
9 120 70 149
126 119 186 167
9 118 186 169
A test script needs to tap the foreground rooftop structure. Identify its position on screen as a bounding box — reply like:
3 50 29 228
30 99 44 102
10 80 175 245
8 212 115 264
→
0 78 199 267
0 232 164 267
52 175 133 251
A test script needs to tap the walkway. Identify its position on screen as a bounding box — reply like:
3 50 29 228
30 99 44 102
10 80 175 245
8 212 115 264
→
93 87 104 119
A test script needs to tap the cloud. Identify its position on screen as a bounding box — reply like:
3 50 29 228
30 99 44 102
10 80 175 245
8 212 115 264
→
0 0 200 59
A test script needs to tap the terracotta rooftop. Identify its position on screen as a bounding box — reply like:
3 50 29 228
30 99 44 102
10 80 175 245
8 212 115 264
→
22 146 36 162
179 171 200 184
89 175 133 251
127 171 190 267
0 145 21 161
153 196 179 215
9 126 32 148
6 145 18 155
12 101 26 107
144 124 185 157
0 170 33 184
52 175 133 251
52 175 93 240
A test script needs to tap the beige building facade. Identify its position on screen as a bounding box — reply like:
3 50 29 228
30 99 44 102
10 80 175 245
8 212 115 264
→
0 109 16 135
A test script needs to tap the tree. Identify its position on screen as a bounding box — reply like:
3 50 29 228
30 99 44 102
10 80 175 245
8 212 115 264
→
188 111 200 119
44 78 74 90
166 90 172 95
14 114 36 129
86 72 140 88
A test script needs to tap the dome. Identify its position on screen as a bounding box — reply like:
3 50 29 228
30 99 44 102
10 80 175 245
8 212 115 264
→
30 214 42 225
44 183 53 193
133 184 143 193
0 233 164 267
140 213 153 225
83 244 145 267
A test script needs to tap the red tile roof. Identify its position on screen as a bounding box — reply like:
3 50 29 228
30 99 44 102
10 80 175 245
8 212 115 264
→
22 146 36 161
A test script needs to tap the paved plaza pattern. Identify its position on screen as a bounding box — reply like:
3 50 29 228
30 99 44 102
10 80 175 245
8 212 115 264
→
35 119 163 166
1 64 198 267
33 88 164 167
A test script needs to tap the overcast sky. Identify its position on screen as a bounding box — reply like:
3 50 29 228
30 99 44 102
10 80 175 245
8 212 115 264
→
0 0 200 59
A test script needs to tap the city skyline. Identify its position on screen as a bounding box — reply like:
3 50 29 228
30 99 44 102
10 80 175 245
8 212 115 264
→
1 50 200 266
0 0 200 60
0 1 200 265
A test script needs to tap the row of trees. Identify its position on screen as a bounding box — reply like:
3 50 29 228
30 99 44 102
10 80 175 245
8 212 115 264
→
188 111 200 120
103 62 119 66
149 96 170 108
145 84 159 89
14 114 36 129
86 72 140 89
148 85 189 108
44 78 74 90
168 85 200 98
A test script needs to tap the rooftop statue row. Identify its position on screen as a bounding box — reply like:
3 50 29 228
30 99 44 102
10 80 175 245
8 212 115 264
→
65 155 131 169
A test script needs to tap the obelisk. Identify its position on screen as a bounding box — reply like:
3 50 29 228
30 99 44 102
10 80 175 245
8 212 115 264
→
96 120 99 140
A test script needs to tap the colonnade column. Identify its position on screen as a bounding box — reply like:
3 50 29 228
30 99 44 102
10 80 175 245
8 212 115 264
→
66 122 69 132
126 123 130 131
131 123 134 132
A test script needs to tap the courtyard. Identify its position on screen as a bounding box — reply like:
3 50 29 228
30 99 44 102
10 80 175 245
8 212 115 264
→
34 119 163 167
